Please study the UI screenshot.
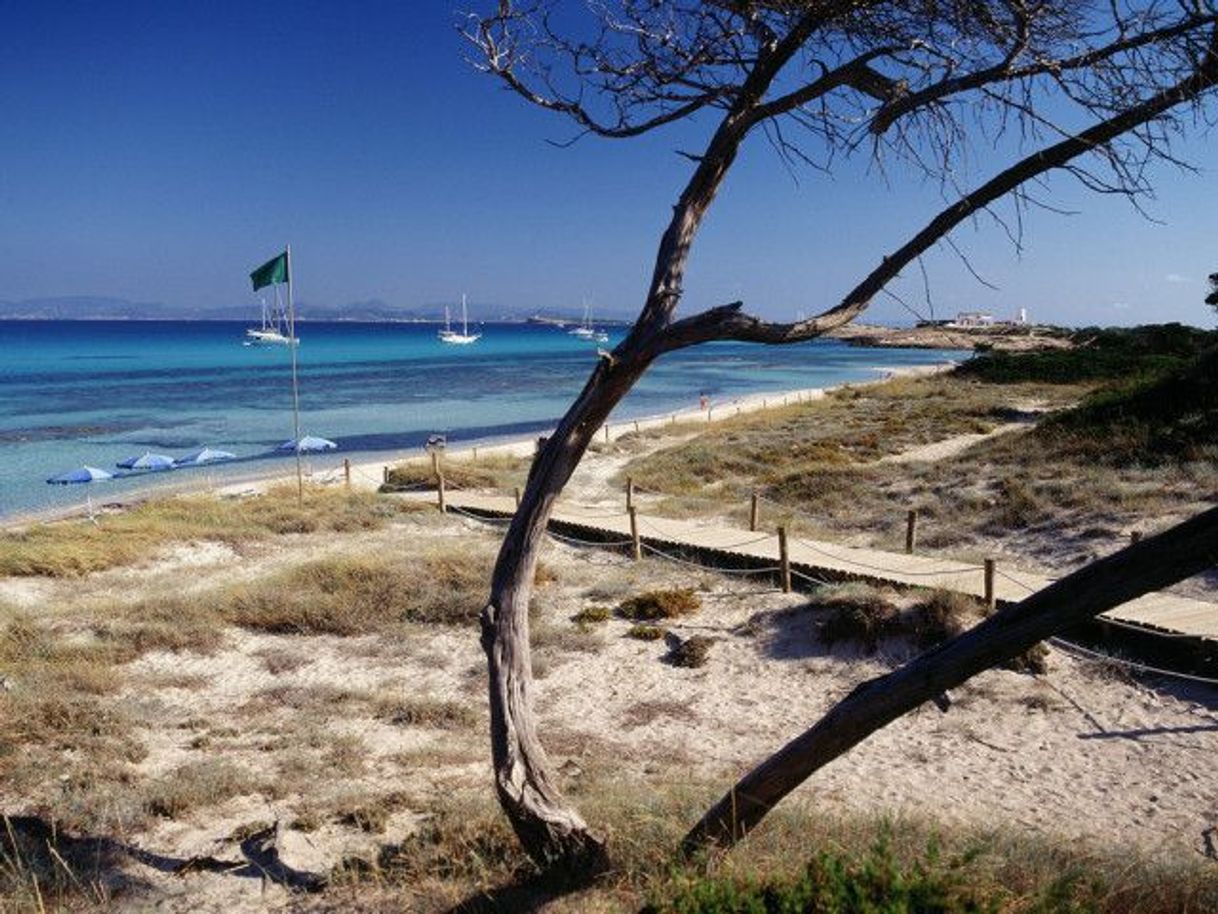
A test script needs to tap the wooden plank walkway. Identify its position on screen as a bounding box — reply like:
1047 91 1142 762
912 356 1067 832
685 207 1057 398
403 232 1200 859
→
418 490 1217 644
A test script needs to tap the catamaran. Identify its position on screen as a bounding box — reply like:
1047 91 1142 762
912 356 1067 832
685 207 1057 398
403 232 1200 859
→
438 294 481 345
245 290 297 346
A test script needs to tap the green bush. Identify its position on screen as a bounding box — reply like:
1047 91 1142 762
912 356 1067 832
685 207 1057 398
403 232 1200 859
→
648 835 998 913
956 324 1215 385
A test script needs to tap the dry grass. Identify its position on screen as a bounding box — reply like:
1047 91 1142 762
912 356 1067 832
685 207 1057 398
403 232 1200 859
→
626 623 667 640
623 375 1079 498
382 453 528 492
0 609 146 804
372 696 479 730
622 367 1218 570
152 547 499 637
142 759 256 819
0 486 420 578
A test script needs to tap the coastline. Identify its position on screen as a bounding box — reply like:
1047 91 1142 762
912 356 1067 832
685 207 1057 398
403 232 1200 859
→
2 359 960 529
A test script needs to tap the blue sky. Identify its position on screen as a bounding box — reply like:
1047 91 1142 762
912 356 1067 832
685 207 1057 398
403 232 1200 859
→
1 1 1215 327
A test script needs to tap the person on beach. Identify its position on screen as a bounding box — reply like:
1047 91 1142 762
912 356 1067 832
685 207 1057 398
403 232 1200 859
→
699 392 709 411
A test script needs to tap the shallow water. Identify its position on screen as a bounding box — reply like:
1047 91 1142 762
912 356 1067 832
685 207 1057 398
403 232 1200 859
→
0 320 968 518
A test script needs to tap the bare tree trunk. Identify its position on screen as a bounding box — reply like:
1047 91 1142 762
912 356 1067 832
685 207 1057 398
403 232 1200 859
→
682 504 1218 853
480 357 649 869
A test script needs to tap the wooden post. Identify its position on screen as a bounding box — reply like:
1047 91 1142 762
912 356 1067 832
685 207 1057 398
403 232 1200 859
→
634 419 640 433
604 424 610 442
749 492 759 532
382 466 389 484
628 506 641 562
778 526 791 594
905 509 918 554
984 559 996 611
438 474 447 514
514 486 521 510
430 449 440 479
343 458 351 491
626 476 634 511
472 446 478 462
670 414 676 425
1130 530 1143 544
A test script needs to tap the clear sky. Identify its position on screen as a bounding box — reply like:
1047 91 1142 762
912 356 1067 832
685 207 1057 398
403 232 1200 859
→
1 1 1215 327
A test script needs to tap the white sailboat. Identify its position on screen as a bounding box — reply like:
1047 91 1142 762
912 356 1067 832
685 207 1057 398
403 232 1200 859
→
438 294 481 345
568 300 595 339
245 289 297 346
568 300 608 342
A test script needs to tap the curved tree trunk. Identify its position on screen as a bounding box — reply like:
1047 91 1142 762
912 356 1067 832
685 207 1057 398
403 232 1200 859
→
479 356 650 868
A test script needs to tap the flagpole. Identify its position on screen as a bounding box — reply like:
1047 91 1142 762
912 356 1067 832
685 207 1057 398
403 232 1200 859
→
285 244 303 505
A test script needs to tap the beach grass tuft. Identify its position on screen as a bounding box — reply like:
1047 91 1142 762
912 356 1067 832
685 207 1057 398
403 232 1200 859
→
381 453 527 493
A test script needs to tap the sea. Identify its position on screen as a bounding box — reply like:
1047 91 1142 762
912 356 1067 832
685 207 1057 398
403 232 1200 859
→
0 320 970 520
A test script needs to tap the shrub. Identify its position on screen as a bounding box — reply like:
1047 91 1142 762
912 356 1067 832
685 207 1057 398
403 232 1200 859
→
618 588 701 621
649 834 996 913
667 635 714 668
627 624 667 641
572 605 611 625
903 590 980 649
817 587 901 653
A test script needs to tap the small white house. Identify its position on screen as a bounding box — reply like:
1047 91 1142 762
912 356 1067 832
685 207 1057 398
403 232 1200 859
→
950 311 996 328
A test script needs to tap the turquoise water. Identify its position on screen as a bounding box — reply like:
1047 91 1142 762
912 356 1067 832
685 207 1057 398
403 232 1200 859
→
0 320 968 518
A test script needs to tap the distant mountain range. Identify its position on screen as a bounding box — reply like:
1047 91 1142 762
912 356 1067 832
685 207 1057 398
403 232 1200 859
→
0 296 634 325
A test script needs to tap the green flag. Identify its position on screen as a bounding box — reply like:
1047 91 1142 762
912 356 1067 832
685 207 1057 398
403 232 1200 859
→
250 251 289 291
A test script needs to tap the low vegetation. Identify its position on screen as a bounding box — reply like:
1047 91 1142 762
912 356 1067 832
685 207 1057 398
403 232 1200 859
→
381 453 527 492
957 323 1215 385
571 605 611 625
307 788 1218 912
623 326 1218 570
665 634 714 669
617 588 702 621
0 486 420 578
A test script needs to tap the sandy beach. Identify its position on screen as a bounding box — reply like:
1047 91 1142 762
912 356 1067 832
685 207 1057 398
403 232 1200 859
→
3 353 1215 913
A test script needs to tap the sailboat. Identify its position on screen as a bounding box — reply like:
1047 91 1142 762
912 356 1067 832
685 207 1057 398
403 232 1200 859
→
568 300 608 343
438 294 481 345
245 289 297 346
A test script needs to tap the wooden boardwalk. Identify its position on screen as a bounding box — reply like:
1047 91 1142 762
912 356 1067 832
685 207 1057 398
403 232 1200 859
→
418 490 1217 646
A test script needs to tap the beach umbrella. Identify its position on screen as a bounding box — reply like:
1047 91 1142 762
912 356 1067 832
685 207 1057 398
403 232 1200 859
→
47 466 113 485
117 452 175 471
174 447 236 466
279 436 337 453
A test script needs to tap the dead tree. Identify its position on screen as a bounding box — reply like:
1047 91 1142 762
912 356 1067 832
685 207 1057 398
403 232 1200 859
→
465 1 1218 870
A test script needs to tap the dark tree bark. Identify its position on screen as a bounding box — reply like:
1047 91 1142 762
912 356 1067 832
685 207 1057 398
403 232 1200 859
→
465 2 1218 869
